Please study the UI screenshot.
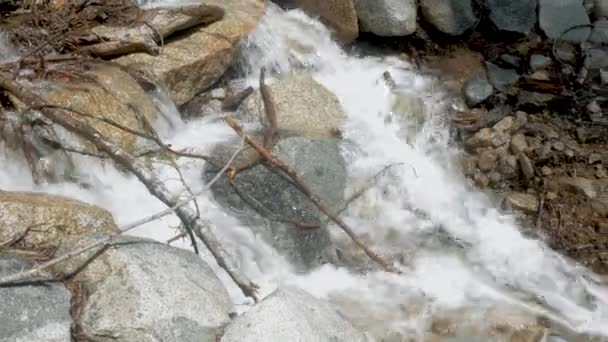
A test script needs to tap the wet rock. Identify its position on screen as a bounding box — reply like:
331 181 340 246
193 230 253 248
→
0 191 118 250
462 75 493 107
420 0 478 36
464 128 510 150
478 149 499 172
506 192 539 212
461 156 479 176
493 116 514 132
486 0 538 34
221 287 366 342
555 177 598 198
240 73 346 139
117 0 265 105
206 136 343 270
53 234 234 342
539 0 591 43
530 54 552 70
355 0 417 36
518 152 535 181
486 62 520 91
0 256 72 342
511 133 529 155
589 19 608 45
298 0 359 43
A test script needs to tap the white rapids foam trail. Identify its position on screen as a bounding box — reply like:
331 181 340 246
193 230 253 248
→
2 3 608 340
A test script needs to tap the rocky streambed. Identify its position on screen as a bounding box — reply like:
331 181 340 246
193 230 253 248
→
0 0 607 341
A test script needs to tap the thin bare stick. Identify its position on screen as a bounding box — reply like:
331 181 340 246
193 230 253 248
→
259 68 278 148
224 116 396 273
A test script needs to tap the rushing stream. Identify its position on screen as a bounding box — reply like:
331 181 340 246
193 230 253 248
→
2 3 608 340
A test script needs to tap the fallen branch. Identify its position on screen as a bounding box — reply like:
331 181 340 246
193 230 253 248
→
0 76 259 300
224 116 397 273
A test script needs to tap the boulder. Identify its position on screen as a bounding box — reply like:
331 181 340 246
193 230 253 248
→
420 0 478 36
486 0 537 33
221 287 366 342
505 192 539 212
117 0 265 105
0 256 72 342
0 191 118 250
539 0 591 43
298 0 359 44
240 73 346 139
354 0 417 36
205 136 342 271
52 233 234 342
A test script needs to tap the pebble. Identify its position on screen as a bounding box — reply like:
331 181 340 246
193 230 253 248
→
463 76 494 107
564 149 575 159
478 149 499 172
597 166 607 179
530 54 551 71
506 192 539 213
510 133 528 155
589 152 602 164
553 141 565 152
541 166 554 176
530 71 550 81
475 173 490 188
489 171 502 185
546 192 558 201
486 62 521 91
493 116 514 132
587 101 601 114
518 153 535 182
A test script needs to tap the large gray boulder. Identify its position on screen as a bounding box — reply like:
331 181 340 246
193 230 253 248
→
239 73 346 139
486 0 537 33
205 136 343 271
539 0 591 42
420 0 478 35
51 234 234 342
221 287 366 342
0 256 72 342
354 0 417 36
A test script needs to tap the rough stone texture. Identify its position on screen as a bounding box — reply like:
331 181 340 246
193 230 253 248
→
486 0 537 33
478 149 498 172
354 0 417 36
510 133 529 155
420 0 478 36
493 116 514 132
298 0 359 44
518 153 535 181
594 0 608 18
589 19 608 45
205 136 343 271
52 234 234 342
529 54 552 70
506 192 539 212
0 191 118 250
539 0 591 43
486 62 521 91
462 75 493 107
0 256 72 342
41 63 162 155
221 287 366 342
464 128 510 150
554 177 599 198
588 47 608 70
240 73 346 139
117 0 265 105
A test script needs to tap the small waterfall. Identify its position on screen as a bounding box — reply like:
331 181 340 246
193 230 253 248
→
1 3 607 339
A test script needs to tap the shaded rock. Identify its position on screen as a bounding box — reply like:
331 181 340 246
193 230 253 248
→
117 0 265 105
554 177 598 198
355 0 417 36
0 191 118 250
589 19 608 45
518 153 535 181
478 149 498 172
530 70 550 80
205 136 343 270
555 45 577 62
589 152 604 164
462 75 493 107
498 154 520 178
500 54 522 68
588 47 608 69
420 0 478 36
486 0 538 33
539 0 591 43
511 133 529 155
510 111 529 133
489 171 503 186
486 62 520 91
465 128 510 150
530 54 552 70
240 73 346 139
517 91 556 108
506 192 539 212
298 0 359 43
0 256 72 342
594 0 608 18
221 287 366 342
52 234 234 342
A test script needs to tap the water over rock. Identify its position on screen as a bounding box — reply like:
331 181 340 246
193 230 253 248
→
117 0 266 105
420 0 478 36
52 233 234 342
354 0 417 37
221 287 366 342
0 191 118 250
0 256 72 342
240 73 346 139
486 0 538 34
205 135 343 271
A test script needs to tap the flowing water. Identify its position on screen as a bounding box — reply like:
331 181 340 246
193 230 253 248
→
3 3 608 341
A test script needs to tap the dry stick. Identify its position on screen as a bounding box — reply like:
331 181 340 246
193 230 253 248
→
259 67 278 149
0 77 258 301
0 136 245 287
224 116 397 273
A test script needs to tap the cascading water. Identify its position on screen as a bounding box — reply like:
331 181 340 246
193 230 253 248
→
2 3 608 340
